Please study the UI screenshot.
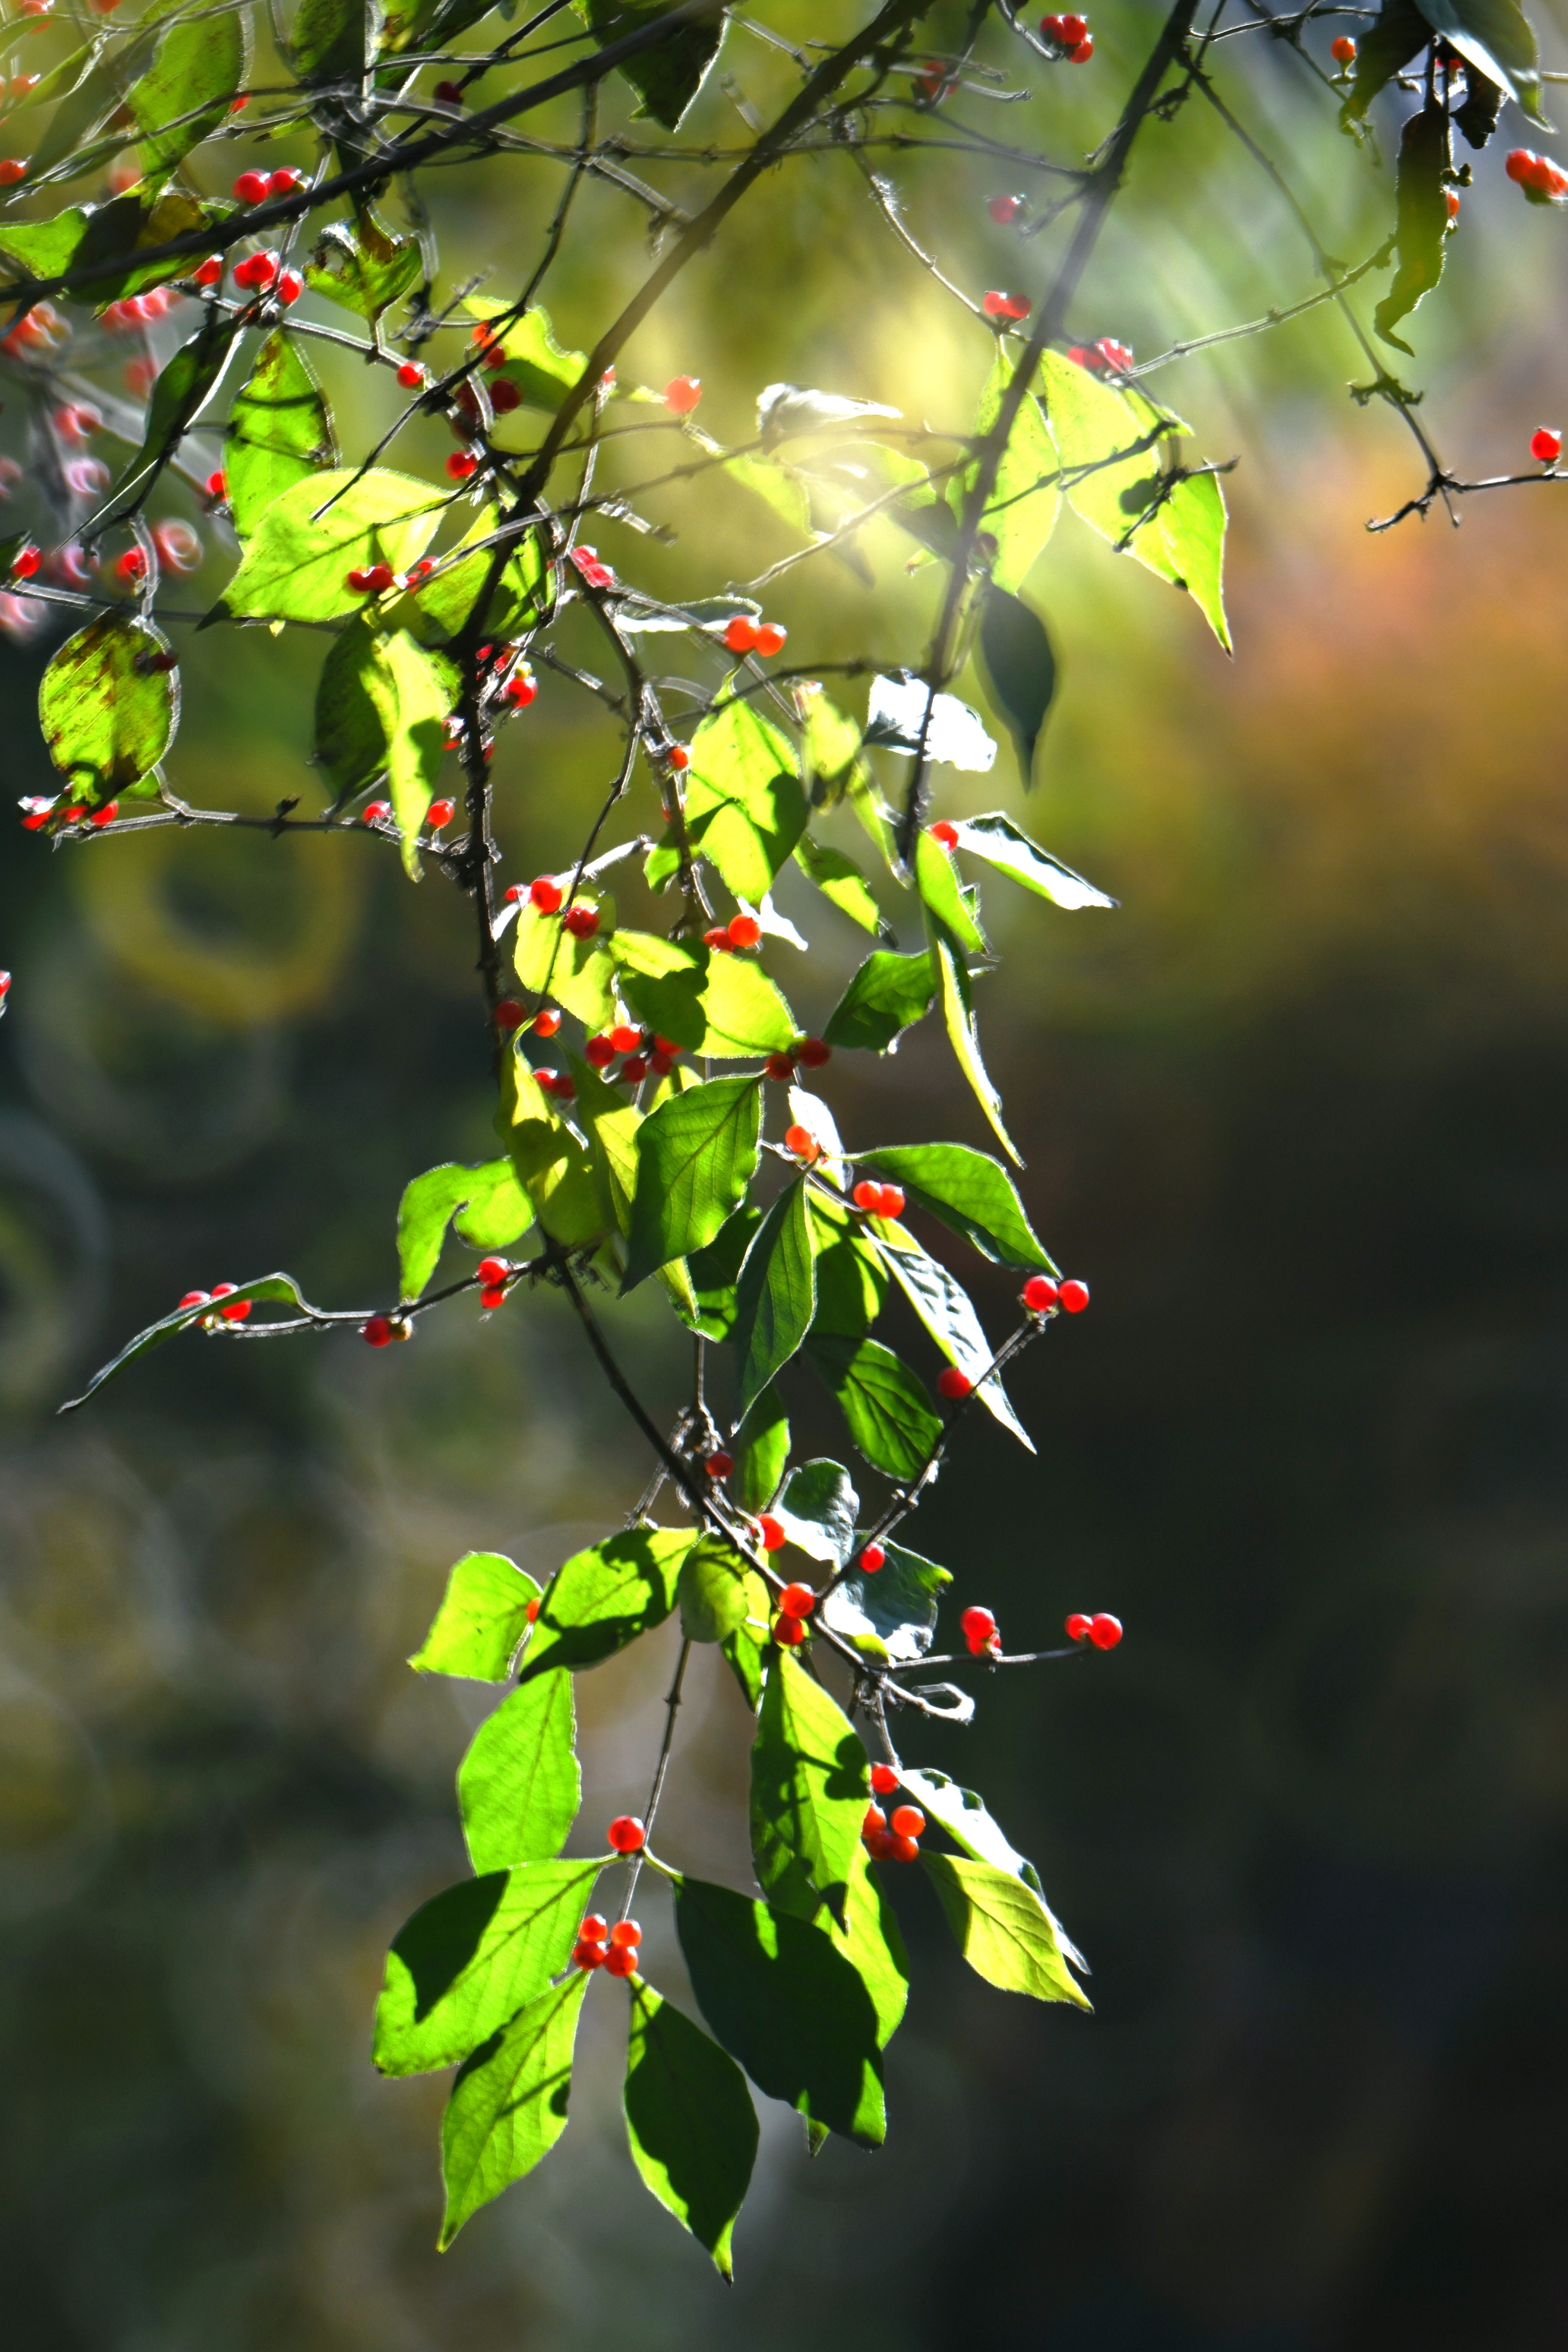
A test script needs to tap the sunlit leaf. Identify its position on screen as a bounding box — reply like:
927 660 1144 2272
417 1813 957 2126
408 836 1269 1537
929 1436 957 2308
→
226 330 337 540
821 950 937 1054
624 1074 762 1288
133 0 248 175
374 1857 603 2077
871 1230 1034 1450
685 698 808 905
439 1971 589 2245
820 1537 949 1661
751 1649 868 1924
40 612 175 803
806 1337 940 1479
931 929 1020 1165
211 468 441 624
771 1457 858 1568
396 1158 532 1302
409 1550 541 1680
950 814 1115 909
521 1526 697 1676
459 1669 580 1873
732 1178 817 1411
921 1853 1092 2007
855 1141 1052 1270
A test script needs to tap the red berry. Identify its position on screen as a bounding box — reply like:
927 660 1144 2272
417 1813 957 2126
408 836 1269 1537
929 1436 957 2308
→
773 1614 807 1647
476 1257 509 1286
602 1942 637 1977
869 1762 899 1794
502 669 537 706
1058 1279 1090 1314
887 1832 920 1863
365 1315 397 1346
267 167 303 197
928 820 959 848
937 1366 973 1402
1040 11 1064 33
989 194 1026 225
494 998 526 1032
193 255 223 288
890 1804 925 1839
1089 1612 1123 1649
1446 190 1461 221
530 875 563 913
852 1181 880 1212
652 1037 681 1058
213 1285 251 1323
584 1035 616 1067
532 1007 561 1035
0 160 25 188
1023 1275 1059 1312
858 1544 886 1575
277 269 303 306
489 379 521 415
666 742 691 770
446 452 479 482
620 1054 649 1083
865 1803 887 1836
609 1918 642 1948
235 251 280 292
783 1124 819 1159
876 1184 905 1219
865 1826 895 1860
12 544 41 580
397 361 425 389
757 1515 786 1551
703 926 729 950
648 1050 675 1077
1065 1613 1093 1641
425 798 455 830
663 375 702 414
705 1449 733 1478
479 1285 506 1310
606 1815 645 1853
726 913 761 950
88 801 119 827
1531 426 1562 463
795 1037 831 1069
960 1605 997 1645
564 904 600 939
609 1024 643 1054
524 1597 540 1623
204 469 227 501
779 1581 815 1617
115 548 147 583
723 615 760 653
178 1290 210 1310
580 1914 609 1943
1069 36 1092 60
754 622 787 657
1330 33 1356 62
233 170 269 204
433 79 463 104
764 1053 797 1081
574 1938 605 1970
1061 17 1088 42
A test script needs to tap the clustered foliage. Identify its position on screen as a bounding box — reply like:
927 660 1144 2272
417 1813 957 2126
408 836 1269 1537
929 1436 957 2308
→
2 0 1560 2274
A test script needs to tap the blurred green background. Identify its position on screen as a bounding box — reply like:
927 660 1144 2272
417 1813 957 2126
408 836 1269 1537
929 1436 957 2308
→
4 2 1568 2342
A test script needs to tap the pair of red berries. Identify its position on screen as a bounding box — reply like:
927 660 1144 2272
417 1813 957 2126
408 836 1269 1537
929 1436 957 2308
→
704 912 761 952
1067 1611 1122 1649
1039 12 1092 60
363 1314 413 1345
569 544 615 590
960 1604 1001 1656
1067 337 1135 377
722 615 787 657
232 167 303 205
772 1580 816 1647
1506 149 1568 202
474 1255 512 1310
1023 1274 1089 1314
982 291 1031 323
533 1067 577 1101
574 1914 643 1974
784 1123 824 1162
233 251 299 299
1530 426 1561 464
852 1179 906 1219
864 1800 925 1862
764 1038 832 1080
346 562 397 596
179 1284 251 1324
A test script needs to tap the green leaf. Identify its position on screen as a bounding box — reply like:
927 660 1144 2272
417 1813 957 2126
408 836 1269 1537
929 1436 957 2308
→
1374 103 1452 354
212 468 441 625
822 950 937 1054
732 1179 817 1412
896 1769 1083 1958
614 930 795 1058
820 1538 949 1662
624 1074 762 1290
856 1141 1052 1271
956 348 1061 591
15 49 119 182
975 584 1057 782
684 1203 761 1340
511 897 618 1029
495 1051 607 1248
39 613 175 802
93 308 239 533
678 1532 753 1645
356 626 450 874
570 1055 645 1238
314 618 387 805
684 698 808 903
469 299 587 413
733 1383 789 1512
800 689 866 803
772 1456 858 1568
292 0 378 81
1412 0 1547 119
793 833 885 935
581 0 726 126
674 1875 885 2145
440 1971 589 2246
521 1527 697 1676
914 827 988 955
825 1841 909 2047
751 1650 868 1924
624 1984 758 2278
225 331 337 541
407 504 550 645
951 814 1115 910
806 1337 941 1481
932 928 1021 1166
1038 349 1182 584
1343 0 1430 121
409 1550 542 1680
305 204 420 324
397 1158 532 1302
374 1857 602 2076
132 0 248 175
921 1853 1091 2008
871 1231 1033 1452
0 188 232 306
459 1669 580 1874
1155 471 1231 653
59 1271 318 1412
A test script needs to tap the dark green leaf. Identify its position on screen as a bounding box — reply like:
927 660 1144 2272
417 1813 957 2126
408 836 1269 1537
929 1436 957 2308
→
624 1983 758 2278
673 1874 885 2145
820 1537 950 1662
409 1550 542 1680
374 1857 602 2076
226 330 337 541
615 930 795 1058
624 1074 762 1290
921 1852 1091 2007
951 813 1115 909
732 1179 816 1412
772 1457 858 1569
39 612 175 802
732 1383 789 1512
93 308 239 533
855 1141 1052 1271
1455 60 1505 144
521 1527 697 1676
211 468 441 625
685 1204 761 1340
1375 104 1452 354
678 1532 754 1644
1343 0 1430 120
1412 0 1547 118
0 188 232 306
396 1158 532 1303
459 1669 580 1874
59 1271 318 1412
132 0 248 175
440 1971 589 2245
872 1233 1033 1451
582 0 727 128
684 697 808 903
806 1337 941 1481
292 0 376 82
821 950 937 1054
750 1649 868 1924
975 583 1057 782
809 1210 888 1337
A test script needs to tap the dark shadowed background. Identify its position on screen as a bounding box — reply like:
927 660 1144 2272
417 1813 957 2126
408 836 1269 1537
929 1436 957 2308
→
3 6 1568 2343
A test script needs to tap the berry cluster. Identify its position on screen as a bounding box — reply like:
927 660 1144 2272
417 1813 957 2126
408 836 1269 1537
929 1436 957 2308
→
852 1179 906 1217
783 1123 823 1162
582 1023 681 1085
703 912 762 951
982 290 1031 324
568 543 615 590
179 1285 251 1326
1067 336 1135 377
1039 12 1092 61
362 1313 413 1345
1022 1274 1090 1314
772 1579 816 1647
1065 1611 1122 1649
1506 149 1568 204
863 1792 925 1863
961 1604 1001 1657
573 1913 642 1975
720 614 788 656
